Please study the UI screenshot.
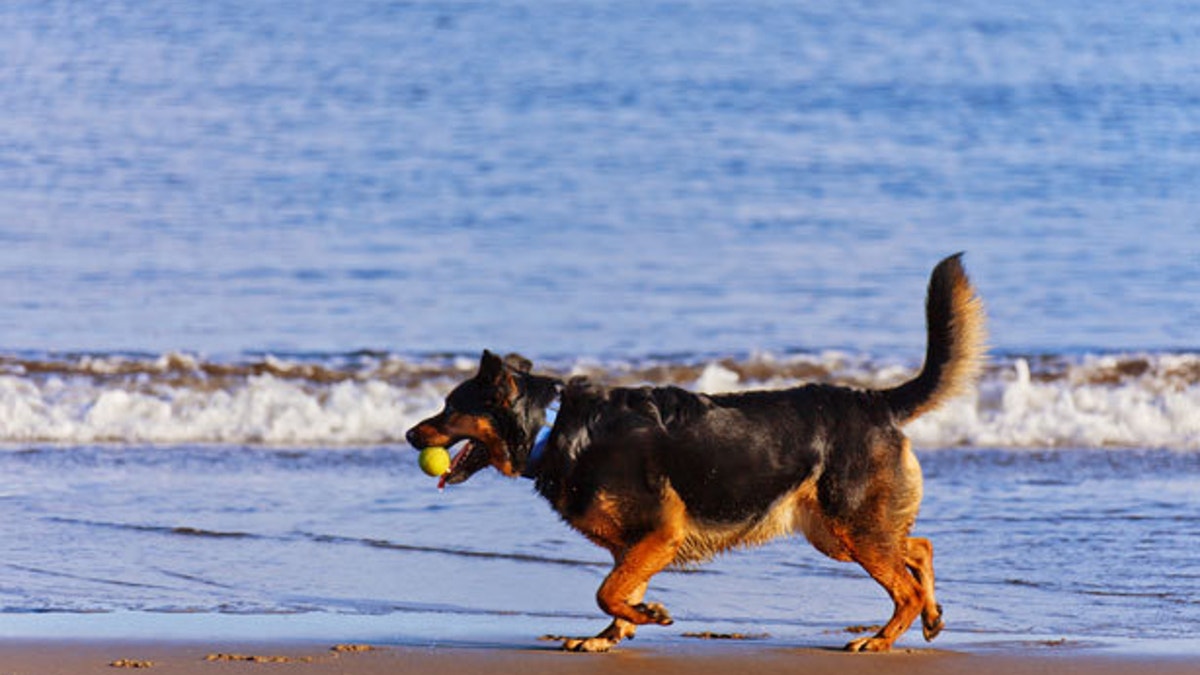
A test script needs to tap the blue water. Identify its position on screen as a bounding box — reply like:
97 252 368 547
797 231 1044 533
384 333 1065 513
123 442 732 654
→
0 0 1197 654
0 0 1197 357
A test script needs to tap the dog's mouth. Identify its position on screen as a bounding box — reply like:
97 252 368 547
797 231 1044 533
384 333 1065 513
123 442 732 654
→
437 439 492 489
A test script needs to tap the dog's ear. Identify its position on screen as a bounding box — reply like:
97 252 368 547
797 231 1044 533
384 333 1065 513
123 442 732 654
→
503 353 532 373
478 350 506 382
477 350 519 403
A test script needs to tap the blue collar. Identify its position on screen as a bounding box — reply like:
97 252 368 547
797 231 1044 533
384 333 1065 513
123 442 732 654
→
523 400 559 478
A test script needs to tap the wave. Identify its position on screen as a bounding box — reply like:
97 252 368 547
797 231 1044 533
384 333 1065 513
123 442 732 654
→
0 350 1196 450
46 517 259 540
299 532 612 569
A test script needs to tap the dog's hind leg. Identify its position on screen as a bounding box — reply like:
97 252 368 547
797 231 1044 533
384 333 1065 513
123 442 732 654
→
838 435 940 651
843 541 926 652
905 536 944 641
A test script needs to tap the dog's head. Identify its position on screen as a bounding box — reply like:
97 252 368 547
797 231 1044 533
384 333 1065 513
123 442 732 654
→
406 350 549 486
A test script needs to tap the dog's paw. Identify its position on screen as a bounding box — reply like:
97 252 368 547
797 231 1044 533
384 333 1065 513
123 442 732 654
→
561 637 616 653
633 602 673 626
844 636 894 653
922 604 944 642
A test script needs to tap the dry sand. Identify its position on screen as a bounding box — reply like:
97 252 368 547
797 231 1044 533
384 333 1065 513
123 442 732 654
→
1 640 1195 675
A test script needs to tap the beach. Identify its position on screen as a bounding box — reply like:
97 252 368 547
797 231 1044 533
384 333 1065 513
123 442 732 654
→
3 639 1197 675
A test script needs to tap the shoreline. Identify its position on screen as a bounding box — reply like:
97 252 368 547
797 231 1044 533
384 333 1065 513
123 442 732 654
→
1 637 1196 675
0 610 1195 658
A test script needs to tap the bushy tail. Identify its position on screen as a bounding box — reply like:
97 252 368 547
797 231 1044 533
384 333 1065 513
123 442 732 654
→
883 253 987 425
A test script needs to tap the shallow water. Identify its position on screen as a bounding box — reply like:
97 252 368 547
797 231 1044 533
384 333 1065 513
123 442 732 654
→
0 444 1195 652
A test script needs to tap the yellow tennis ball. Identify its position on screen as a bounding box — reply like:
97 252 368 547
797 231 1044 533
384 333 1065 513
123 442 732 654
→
418 446 451 477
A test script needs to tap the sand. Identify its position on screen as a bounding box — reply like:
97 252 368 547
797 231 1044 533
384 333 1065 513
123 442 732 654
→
1 639 1195 675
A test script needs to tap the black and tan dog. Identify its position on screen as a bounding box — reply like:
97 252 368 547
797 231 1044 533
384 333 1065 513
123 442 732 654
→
406 253 985 652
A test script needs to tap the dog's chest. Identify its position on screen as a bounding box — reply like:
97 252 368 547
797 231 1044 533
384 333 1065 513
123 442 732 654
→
561 491 628 552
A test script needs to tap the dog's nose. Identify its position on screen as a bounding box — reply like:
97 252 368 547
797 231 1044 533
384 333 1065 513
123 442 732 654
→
405 427 422 448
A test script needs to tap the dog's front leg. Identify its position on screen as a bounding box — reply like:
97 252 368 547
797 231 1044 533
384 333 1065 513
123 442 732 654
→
563 545 675 654
560 585 643 653
562 497 685 653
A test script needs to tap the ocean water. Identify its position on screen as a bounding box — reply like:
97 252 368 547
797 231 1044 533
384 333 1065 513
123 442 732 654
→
0 0 1197 653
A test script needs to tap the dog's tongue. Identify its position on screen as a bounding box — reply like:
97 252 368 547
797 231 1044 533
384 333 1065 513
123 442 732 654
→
437 440 487 489
437 443 470 490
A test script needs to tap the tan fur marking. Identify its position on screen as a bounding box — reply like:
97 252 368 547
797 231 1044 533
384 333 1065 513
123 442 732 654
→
571 492 627 552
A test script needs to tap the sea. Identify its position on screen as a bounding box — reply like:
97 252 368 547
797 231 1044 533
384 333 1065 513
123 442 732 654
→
0 0 1197 655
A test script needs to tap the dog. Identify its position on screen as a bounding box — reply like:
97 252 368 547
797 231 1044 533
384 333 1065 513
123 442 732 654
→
406 253 986 652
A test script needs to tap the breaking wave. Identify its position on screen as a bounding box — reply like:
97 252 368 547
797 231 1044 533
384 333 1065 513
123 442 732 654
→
0 350 1196 450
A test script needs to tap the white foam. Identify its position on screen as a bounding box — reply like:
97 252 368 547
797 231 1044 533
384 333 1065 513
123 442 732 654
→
694 362 741 394
0 372 445 447
906 357 1200 450
0 352 1196 450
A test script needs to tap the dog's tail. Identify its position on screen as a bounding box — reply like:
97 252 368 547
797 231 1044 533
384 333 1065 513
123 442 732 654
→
882 253 987 425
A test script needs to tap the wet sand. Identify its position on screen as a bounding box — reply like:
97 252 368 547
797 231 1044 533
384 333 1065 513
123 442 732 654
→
2 639 1196 675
